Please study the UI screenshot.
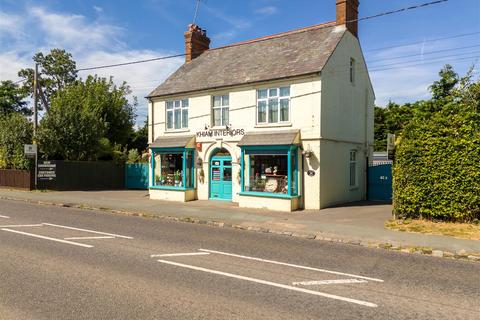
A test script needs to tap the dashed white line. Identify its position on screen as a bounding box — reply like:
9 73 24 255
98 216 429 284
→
157 259 378 308
293 279 368 286
64 236 116 240
0 215 10 219
199 249 384 283
150 252 210 258
1 228 93 248
42 223 133 239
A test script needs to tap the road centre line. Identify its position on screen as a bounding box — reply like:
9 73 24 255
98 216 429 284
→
1 228 93 248
199 249 384 283
157 259 377 308
293 279 368 286
151 252 210 258
42 223 133 239
0 215 10 219
64 236 116 240
0 224 43 228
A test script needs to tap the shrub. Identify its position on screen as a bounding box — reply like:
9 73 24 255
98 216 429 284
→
393 70 480 222
0 113 33 169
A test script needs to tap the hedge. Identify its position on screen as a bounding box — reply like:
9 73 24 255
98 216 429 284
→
393 91 480 222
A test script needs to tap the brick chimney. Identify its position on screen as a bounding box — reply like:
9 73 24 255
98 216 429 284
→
336 0 359 37
184 24 210 63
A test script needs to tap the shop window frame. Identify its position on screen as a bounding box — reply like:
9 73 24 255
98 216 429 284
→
239 145 299 199
150 147 195 191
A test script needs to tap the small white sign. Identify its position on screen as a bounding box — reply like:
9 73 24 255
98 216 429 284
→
387 133 396 151
24 144 37 156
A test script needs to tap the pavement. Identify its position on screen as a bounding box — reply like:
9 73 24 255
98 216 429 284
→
0 189 479 259
1 200 479 320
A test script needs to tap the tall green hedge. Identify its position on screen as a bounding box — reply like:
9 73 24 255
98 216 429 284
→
393 75 480 222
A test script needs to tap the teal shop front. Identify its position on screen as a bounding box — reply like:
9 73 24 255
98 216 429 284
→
209 155 233 201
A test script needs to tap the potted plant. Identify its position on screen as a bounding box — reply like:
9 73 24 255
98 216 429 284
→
174 170 182 187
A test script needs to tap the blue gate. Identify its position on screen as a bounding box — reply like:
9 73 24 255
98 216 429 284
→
368 164 392 201
125 163 149 190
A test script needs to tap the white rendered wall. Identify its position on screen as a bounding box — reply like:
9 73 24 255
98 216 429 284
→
319 30 375 208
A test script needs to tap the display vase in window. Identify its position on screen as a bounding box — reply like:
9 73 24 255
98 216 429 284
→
174 170 182 187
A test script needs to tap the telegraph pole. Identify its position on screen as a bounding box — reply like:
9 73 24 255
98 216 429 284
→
33 63 38 136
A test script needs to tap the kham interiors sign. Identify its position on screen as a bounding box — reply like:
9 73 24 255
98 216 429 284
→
196 128 245 138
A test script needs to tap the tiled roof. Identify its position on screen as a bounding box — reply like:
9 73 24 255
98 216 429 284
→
148 23 345 98
149 135 195 148
238 129 300 146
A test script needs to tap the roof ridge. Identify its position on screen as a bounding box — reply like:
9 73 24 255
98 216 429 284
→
208 21 337 52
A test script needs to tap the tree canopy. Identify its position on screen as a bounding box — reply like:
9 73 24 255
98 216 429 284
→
37 75 136 161
18 49 78 108
0 80 30 117
0 112 33 169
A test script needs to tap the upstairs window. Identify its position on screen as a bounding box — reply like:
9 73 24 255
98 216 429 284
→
350 58 355 84
212 94 229 127
166 99 188 130
257 86 290 124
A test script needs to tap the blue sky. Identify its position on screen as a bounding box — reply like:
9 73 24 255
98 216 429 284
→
0 0 479 125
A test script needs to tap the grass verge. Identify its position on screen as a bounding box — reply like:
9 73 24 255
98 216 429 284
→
386 219 480 240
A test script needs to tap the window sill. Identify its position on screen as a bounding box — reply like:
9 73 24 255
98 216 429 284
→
150 186 195 191
349 186 359 191
254 123 292 129
239 191 300 199
164 129 190 134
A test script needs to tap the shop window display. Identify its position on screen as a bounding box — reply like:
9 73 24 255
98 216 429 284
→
241 148 298 197
151 149 194 189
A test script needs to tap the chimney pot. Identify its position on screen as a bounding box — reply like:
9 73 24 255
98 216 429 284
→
184 24 211 63
336 0 359 37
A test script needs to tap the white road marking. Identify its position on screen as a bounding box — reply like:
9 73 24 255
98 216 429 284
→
293 279 368 286
42 223 133 239
150 252 210 258
199 249 384 283
0 215 10 219
157 259 377 308
0 224 43 228
1 228 93 248
64 236 116 240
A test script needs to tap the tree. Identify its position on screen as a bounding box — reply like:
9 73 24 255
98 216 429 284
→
0 113 33 169
429 64 459 100
128 121 148 153
0 80 30 116
37 75 136 161
18 49 78 108
374 102 416 151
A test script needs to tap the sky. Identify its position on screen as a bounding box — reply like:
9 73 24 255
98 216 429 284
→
0 0 479 125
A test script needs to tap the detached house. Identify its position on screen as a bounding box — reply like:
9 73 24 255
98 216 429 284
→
147 0 374 211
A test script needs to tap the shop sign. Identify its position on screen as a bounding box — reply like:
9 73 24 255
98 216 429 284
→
38 160 56 181
307 169 315 177
196 128 245 138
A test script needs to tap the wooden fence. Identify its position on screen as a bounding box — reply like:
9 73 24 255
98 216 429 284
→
0 169 34 190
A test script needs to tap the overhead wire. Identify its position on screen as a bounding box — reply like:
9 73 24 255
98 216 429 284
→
74 0 450 72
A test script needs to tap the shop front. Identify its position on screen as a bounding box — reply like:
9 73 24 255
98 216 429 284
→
149 130 303 211
237 130 302 211
149 135 196 202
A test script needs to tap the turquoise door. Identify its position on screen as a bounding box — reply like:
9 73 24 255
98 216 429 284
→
210 156 232 200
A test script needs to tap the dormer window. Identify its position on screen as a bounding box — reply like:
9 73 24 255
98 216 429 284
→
256 86 290 125
166 99 188 130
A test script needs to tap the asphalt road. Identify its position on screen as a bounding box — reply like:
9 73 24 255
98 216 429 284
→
0 199 479 320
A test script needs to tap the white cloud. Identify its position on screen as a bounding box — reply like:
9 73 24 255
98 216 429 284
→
30 7 124 53
254 6 278 16
93 6 103 13
0 6 183 124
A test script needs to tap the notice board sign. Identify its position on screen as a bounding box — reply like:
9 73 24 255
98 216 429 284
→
38 160 56 181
